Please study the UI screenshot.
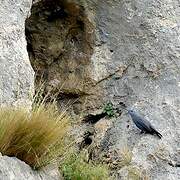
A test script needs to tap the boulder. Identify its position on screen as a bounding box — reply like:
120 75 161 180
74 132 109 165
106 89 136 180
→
0 154 61 180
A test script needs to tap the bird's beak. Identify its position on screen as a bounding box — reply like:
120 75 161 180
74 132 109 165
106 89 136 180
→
122 108 128 114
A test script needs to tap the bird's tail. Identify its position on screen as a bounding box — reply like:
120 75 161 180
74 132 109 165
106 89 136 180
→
153 129 162 139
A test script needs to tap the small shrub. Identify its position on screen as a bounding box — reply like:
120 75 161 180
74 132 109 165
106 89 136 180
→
103 102 115 117
0 104 69 169
60 151 109 180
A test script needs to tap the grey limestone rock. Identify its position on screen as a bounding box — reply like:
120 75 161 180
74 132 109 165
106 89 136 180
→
0 154 61 180
18 0 180 179
0 0 34 108
89 0 180 179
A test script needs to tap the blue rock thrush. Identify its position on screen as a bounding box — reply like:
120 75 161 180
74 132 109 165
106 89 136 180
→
127 109 162 139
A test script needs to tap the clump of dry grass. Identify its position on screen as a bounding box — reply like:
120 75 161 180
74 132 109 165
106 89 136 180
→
0 103 70 169
102 147 132 170
127 166 149 180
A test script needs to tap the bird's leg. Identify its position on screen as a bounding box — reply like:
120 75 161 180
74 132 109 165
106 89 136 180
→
140 130 145 134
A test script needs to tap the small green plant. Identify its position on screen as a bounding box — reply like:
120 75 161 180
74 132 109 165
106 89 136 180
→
0 103 70 169
60 151 109 180
103 102 115 117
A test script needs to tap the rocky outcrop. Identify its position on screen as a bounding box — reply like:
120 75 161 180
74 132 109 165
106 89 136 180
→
25 0 180 179
0 154 61 180
25 0 104 113
0 0 34 108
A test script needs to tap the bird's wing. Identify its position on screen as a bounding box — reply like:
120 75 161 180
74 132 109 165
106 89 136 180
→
141 118 162 134
134 118 152 131
133 114 152 131
141 117 153 128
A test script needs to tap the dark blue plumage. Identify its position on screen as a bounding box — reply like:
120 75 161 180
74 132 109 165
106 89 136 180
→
128 109 162 139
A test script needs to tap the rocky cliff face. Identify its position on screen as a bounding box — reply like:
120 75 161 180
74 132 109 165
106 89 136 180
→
26 0 180 179
93 0 180 179
0 0 34 108
0 0 61 179
2 0 179 179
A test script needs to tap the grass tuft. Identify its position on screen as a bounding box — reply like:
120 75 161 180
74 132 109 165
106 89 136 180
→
0 103 69 169
60 150 110 180
127 166 149 180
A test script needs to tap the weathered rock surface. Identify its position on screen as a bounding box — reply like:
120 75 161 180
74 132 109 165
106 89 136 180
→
0 154 61 180
93 0 180 179
0 0 34 108
26 0 180 179
26 0 102 113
